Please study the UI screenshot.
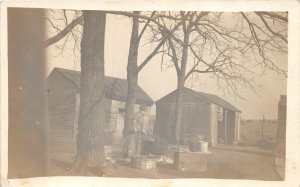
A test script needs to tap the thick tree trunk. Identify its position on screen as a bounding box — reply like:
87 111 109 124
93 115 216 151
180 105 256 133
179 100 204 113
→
124 13 139 136
71 11 107 176
174 30 190 143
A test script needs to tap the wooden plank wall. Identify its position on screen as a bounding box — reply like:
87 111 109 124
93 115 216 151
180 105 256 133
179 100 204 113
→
48 74 154 159
180 102 210 140
155 102 210 143
48 72 77 163
155 103 176 142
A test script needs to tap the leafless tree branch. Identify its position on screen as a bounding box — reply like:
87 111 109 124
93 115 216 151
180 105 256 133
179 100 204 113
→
44 15 83 48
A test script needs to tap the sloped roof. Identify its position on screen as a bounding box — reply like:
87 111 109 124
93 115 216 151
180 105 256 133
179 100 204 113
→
156 87 240 112
49 67 154 106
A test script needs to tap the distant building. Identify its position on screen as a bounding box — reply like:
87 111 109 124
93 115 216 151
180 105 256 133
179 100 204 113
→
155 88 241 146
274 95 286 180
277 95 287 156
47 68 154 163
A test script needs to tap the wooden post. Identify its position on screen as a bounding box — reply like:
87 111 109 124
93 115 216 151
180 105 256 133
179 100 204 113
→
224 109 228 145
209 104 217 147
262 115 265 141
234 112 241 142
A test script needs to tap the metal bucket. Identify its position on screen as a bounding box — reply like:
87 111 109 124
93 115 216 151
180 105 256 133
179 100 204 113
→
199 141 208 152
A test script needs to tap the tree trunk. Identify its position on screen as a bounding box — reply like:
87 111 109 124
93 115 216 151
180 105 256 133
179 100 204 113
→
71 11 106 176
174 29 190 143
174 76 185 143
124 13 139 136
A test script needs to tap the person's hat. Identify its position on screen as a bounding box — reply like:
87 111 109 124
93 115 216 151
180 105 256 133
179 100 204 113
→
139 105 148 111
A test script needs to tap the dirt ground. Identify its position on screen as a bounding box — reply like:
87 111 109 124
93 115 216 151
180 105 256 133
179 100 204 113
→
48 146 281 180
8 129 281 181
8 119 282 180
114 148 280 180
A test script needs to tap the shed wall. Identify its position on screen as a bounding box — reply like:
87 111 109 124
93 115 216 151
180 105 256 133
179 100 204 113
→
48 72 77 162
155 102 210 142
181 103 210 141
155 103 175 141
73 97 153 146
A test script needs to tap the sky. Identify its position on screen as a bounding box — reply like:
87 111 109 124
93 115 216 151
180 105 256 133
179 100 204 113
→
46 13 287 120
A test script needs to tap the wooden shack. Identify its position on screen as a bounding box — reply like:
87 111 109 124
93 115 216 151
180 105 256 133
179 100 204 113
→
47 67 154 163
155 88 241 146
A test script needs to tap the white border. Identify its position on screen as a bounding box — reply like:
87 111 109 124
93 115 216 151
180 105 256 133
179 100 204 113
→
0 0 8 181
1 0 300 186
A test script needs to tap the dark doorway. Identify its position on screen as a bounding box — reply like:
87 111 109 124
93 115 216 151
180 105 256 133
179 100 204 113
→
217 109 235 145
226 111 236 145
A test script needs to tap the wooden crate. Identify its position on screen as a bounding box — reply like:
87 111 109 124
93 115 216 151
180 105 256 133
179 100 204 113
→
173 151 211 172
131 155 157 170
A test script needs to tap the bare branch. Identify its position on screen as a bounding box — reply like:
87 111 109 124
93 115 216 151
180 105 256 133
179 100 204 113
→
44 15 83 48
63 9 68 25
137 19 184 72
255 11 288 22
138 11 156 42
167 37 180 74
255 13 287 43
241 12 287 77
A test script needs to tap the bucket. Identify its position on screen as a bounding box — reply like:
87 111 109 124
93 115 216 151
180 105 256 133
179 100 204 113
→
199 141 208 152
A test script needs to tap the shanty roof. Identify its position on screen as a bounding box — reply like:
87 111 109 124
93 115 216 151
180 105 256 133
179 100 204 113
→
49 67 154 106
156 87 240 112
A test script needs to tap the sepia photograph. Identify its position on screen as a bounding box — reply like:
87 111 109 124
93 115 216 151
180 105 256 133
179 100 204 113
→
1 1 300 187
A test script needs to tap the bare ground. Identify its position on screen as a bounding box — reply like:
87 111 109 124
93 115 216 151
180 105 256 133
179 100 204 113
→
48 146 281 180
8 119 282 180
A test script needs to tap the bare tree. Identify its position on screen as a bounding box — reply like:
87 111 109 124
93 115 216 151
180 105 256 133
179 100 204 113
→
45 10 185 173
122 11 185 139
45 10 108 175
70 10 107 175
44 10 287 172
149 11 287 143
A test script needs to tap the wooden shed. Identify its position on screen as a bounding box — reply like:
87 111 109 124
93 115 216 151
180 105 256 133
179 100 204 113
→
47 67 154 163
155 88 241 147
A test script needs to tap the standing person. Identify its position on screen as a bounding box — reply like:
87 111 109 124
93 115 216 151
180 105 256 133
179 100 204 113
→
133 105 147 155
114 109 125 145
122 105 147 158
